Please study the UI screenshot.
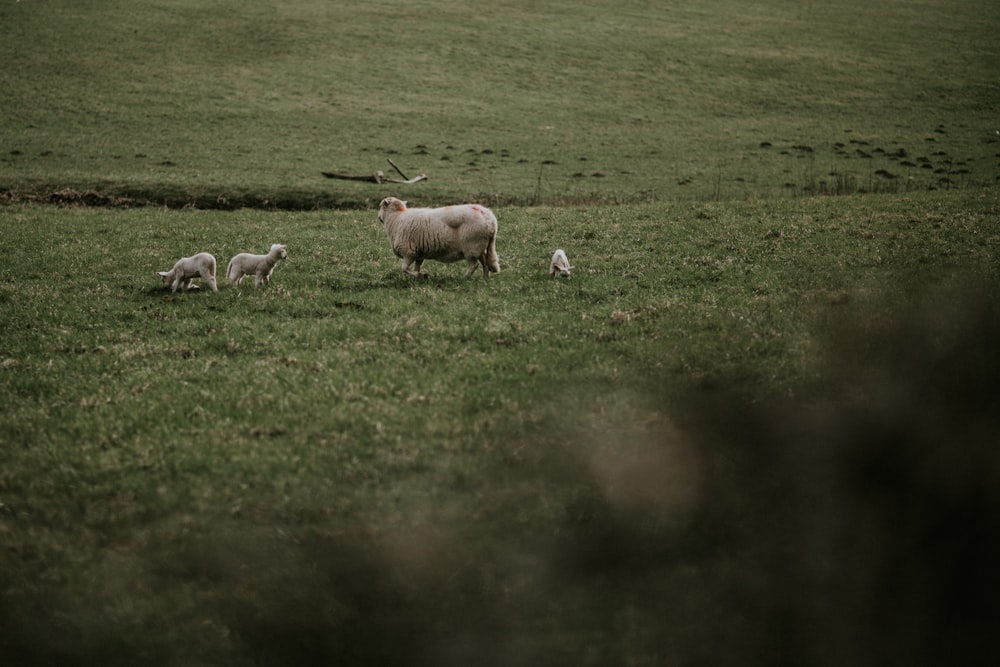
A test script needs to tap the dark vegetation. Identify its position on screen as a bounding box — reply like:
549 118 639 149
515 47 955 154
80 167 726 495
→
4 124 998 210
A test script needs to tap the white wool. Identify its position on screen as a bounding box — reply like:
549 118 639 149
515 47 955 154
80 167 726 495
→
157 252 218 293
549 249 573 278
227 243 288 287
378 197 500 279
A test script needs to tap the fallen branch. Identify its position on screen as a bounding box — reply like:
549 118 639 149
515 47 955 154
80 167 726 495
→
320 170 387 183
386 158 427 184
322 159 427 185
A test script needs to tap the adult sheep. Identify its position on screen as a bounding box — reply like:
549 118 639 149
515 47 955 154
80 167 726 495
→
378 197 500 279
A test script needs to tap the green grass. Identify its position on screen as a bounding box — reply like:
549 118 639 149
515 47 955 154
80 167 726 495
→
2 191 999 664
3 0 1000 663
2 0 999 207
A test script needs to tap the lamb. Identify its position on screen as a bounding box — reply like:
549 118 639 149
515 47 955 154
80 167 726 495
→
157 252 218 293
226 244 288 287
377 197 500 279
549 249 573 278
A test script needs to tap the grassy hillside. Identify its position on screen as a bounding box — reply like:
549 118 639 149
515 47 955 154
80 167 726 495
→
2 190 999 664
2 0 999 207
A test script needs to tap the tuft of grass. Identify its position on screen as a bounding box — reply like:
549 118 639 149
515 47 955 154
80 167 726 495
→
2 190 999 663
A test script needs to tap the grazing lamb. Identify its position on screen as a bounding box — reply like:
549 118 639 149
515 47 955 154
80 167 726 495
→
227 243 288 287
157 252 218 293
378 197 500 279
549 249 573 278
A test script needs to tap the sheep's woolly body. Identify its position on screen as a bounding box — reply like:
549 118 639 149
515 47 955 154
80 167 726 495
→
157 252 218 293
378 197 500 279
227 244 288 287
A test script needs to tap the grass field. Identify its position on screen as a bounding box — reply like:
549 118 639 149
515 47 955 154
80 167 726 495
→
2 0 1000 207
2 0 1000 664
2 191 999 664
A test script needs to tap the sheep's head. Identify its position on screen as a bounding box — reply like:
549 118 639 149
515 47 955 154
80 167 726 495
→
157 271 172 287
270 243 288 259
378 197 407 223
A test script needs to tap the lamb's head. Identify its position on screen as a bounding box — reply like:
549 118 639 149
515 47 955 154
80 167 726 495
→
156 270 173 287
551 249 573 278
269 243 288 260
378 197 407 223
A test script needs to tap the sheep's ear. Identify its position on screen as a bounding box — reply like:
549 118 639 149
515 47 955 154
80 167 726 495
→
157 271 167 277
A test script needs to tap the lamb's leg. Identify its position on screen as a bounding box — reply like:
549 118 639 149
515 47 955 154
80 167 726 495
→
464 258 479 279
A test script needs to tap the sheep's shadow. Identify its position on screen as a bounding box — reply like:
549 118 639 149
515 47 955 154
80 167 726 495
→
136 282 218 303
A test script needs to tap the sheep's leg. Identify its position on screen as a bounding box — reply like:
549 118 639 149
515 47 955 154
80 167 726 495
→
464 258 480 279
401 257 426 279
